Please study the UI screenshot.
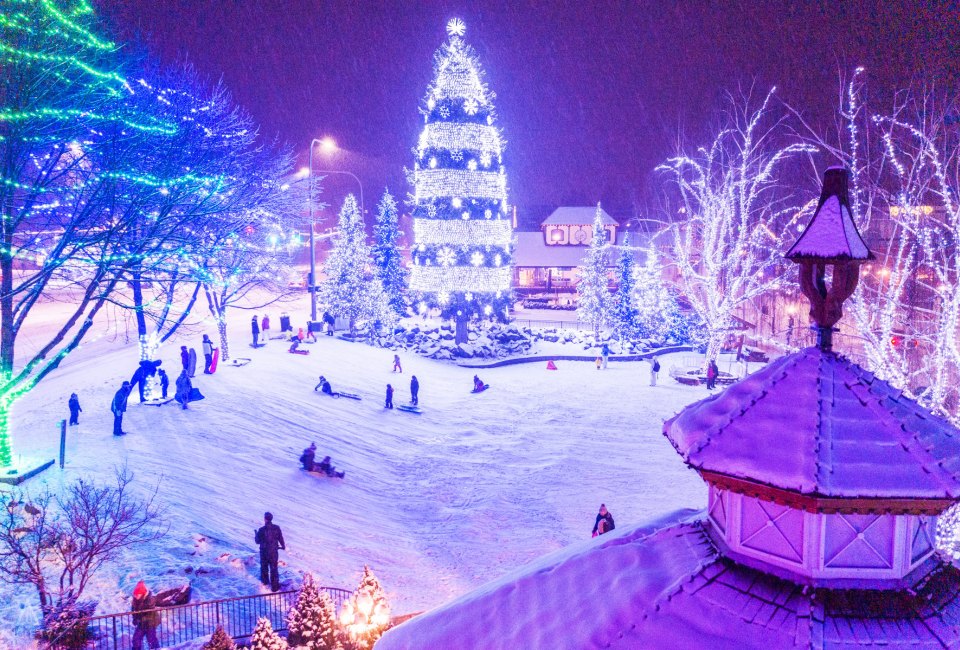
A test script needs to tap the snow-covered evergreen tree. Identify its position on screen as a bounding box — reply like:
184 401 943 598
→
610 234 640 341
340 566 390 650
202 626 237 650
287 573 343 650
576 204 612 339
372 189 407 317
249 617 288 650
634 248 671 340
319 194 392 333
409 19 512 326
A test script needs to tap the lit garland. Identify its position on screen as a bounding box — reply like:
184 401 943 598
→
409 18 512 320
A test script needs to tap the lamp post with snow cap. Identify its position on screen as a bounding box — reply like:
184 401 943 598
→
307 137 365 324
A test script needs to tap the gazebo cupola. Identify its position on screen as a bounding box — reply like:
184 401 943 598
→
664 167 960 589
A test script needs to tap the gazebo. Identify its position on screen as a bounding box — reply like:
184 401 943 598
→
377 168 960 649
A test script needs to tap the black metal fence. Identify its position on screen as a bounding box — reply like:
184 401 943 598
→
83 587 351 649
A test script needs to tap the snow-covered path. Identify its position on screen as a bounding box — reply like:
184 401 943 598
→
4 312 709 643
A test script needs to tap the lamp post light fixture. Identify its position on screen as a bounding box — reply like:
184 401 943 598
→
306 137 365 324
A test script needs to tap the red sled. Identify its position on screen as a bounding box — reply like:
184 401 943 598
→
546 360 558 370
209 348 220 373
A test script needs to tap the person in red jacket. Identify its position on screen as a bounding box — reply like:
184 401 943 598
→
131 580 161 649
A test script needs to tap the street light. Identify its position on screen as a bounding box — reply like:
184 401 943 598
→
307 137 365 323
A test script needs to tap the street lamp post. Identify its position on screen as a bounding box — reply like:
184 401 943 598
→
307 137 364 324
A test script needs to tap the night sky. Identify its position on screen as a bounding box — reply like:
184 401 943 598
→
97 1 958 216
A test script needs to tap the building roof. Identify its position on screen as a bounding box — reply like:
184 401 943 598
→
541 206 618 226
663 347 960 502
378 511 960 649
786 168 871 261
513 231 648 268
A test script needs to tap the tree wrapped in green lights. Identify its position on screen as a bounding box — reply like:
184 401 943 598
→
409 18 511 341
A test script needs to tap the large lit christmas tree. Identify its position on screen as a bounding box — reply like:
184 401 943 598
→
409 18 511 337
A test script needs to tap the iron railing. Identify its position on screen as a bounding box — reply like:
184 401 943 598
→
511 318 590 332
82 586 351 649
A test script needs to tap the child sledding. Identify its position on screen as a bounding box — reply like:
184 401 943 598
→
314 376 361 400
289 336 309 355
299 443 345 478
471 375 490 393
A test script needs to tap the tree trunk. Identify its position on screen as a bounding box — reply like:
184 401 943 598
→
217 313 229 362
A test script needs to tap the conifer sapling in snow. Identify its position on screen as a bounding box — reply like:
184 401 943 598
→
249 617 288 650
340 565 390 650
610 233 640 342
576 204 612 340
287 573 343 650
372 188 407 317
202 625 237 650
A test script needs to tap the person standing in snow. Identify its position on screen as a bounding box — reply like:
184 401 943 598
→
255 512 286 592
393 354 402 373
111 381 131 436
68 393 82 426
706 359 719 390
600 342 610 369
175 371 192 410
158 368 169 399
202 335 214 374
323 311 335 335
410 375 419 406
180 345 190 372
130 361 148 403
592 504 615 537
251 315 260 347
261 314 271 343
649 357 660 387
385 384 394 409
131 580 161 650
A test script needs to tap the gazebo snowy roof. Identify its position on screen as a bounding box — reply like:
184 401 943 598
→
785 167 871 262
663 347 960 507
541 206 618 226
377 511 960 649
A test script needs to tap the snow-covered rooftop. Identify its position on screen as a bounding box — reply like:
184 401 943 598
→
378 509 960 649
663 347 960 502
541 206 618 226
513 231 648 267
786 195 871 260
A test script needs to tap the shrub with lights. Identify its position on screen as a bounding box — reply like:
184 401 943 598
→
409 18 512 330
339 565 390 650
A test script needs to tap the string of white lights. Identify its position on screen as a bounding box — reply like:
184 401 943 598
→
413 218 512 247
409 266 511 292
414 169 506 200
418 123 502 157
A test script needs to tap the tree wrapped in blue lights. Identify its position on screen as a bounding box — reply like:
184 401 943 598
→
409 18 512 334
372 188 407 316
610 233 640 341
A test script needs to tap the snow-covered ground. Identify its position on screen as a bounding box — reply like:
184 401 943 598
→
2 305 712 645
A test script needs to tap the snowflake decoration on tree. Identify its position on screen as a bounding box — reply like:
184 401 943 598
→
450 150 463 161
447 18 466 37
437 247 456 266
438 105 450 118
480 152 492 168
471 251 485 266
464 97 479 115
437 291 450 304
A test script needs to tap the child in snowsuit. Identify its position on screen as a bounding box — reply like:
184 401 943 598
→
251 315 260 347
592 504 615 538
131 580 160 650
317 456 345 478
180 346 190 372
158 368 169 399
300 442 317 471
315 376 338 397
202 335 214 374
261 315 270 346
385 384 394 409
706 360 719 390
175 371 192 409
68 393 81 425
393 354 402 373
649 357 660 387
289 336 301 353
410 376 419 406
600 343 610 369
473 375 485 391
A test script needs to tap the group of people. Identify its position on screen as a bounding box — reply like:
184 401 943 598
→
299 442 345 478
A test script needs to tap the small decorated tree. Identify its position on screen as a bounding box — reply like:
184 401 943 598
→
372 188 407 317
287 573 343 650
315 591 343 650
202 626 237 650
339 566 390 650
249 617 288 650
576 204 612 340
634 248 676 341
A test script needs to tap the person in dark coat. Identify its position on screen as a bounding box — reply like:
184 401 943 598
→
158 368 169 399
314 376 338 397
323 311 335 335
112 381 131 436
317 456 345 478
300 442 317 471
591 504 615 537
180 346 190 372
202 335 214 374
68 392 82 425
410 376 419 406
385 384 394 409
706 359 719 390
251 315 260 346
131 580 160 650
255 512 286 592
175 371 192 410
130 363 147 403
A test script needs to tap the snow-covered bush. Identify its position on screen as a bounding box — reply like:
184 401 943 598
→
202 626 237 650
249 617 288 650
339 566 390 650
287 573 342 650
34 596 96 650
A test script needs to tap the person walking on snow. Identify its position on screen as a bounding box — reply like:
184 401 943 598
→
410 375 420 406
251 315 260 347
180 345 190 372
600 342 610 369
706 359 719 390
158 368 169 399
592 503 615 537
111 381 131 436
202 335 214 374
261 315 271 343
68 392 82 425
175 370 192 409
131 580 161 650
393 354 402 373
255 512 285 592
385 384 394 409
649 357 661 387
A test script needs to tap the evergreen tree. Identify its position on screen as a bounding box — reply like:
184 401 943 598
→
340 566 390 650
319 195 387 333
372 189 407 316
610 233 640 342
202 626 237 650
287 573 342 650
576 204 612 340
409 19 512 325
634 248 690 342
249 617 287 650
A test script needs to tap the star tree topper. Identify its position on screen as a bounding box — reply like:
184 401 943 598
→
447 18 466 37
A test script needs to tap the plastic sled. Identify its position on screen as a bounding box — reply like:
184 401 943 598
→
188 387 205 401
226 358 251 367
397 404 422 414
338 391 362 400
141 397 174 407
471 384 490 394
289 349 310 355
